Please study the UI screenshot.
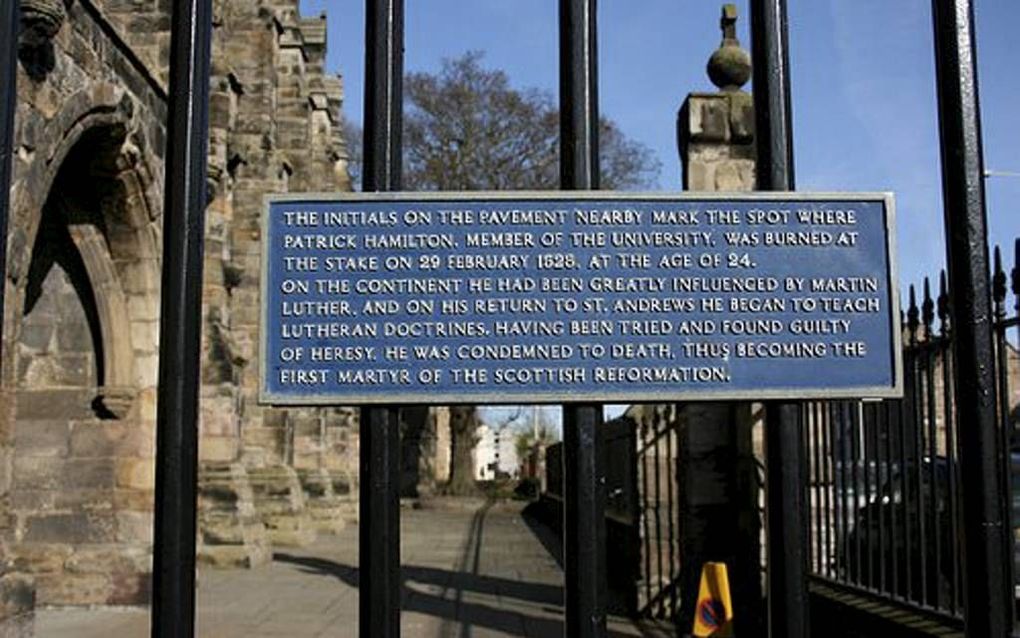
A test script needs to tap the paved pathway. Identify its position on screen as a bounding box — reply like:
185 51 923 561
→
36 500 671 637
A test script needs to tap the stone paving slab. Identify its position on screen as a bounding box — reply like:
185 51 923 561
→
36 501 672 637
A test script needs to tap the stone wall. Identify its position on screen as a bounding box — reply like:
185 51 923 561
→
5 0 168 613
196 2 355 559
3 0 356 619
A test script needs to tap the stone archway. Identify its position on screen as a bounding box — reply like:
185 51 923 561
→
10 122 161 606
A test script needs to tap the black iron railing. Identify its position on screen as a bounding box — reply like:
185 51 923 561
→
635 405 681 620
805 239 1020 621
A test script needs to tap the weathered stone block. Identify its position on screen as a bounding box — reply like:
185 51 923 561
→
112 488 154 512
115 511 152 544
248 464 314 546
33 573 110 606
108 571 151 605
23 512 116 544
115 458 154 490
686 160 713 191
16 324 52 351
728 91 754 142
15 389 96 420
11 544 72 574
54 318 93 353
693 95 730 142
129 320 157 354
67 458 118 489
64 546 150 575
289 413 321 436
714 161 751 191
52 488 119 510
69 422 123 458
126 293 159 321
199 437 238 463
12 457 60 491
134 387 159 420
13 420 68 457
11 490 55 511
197 463 271 568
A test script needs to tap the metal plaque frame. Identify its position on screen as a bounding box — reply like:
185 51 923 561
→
258 190 901 406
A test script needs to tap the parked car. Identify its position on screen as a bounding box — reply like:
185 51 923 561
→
838 454 1020 610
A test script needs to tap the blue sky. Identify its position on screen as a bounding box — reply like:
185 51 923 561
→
299 0 1020 295
297 1 1019 426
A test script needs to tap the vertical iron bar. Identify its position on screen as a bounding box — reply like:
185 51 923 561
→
848 402 856 583
931 1 1013 633
823 403 834 580
862 403 874 589
805 405 816 573
914 348 927 605
666 421 677 617
764 403 809 635
751 0 809 633
363 0 403 193
991 250 1013 616
151 0 213 636
559 0 600 192
830 403 840 580
359 406 401 638
0 0 16 367
559 0 606 635
925 347 941 608
879 401 889 594
812 404 822 574
640 421 652 612
839 403 850 584
838 404 850 584
822 403 831 578
873 403 881 590
941 296 961 613
822 403 833 579
888 398 900 598
360 2 404 637
652 422 663 617
906 299 920 602
898 378 912 600
1015 239 1020 346
562 408 607 635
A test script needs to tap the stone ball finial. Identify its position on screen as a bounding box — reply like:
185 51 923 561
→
707 4 751 91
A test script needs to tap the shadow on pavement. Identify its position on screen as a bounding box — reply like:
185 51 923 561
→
520 501 564 570
274 553 565 637
274 500 641 637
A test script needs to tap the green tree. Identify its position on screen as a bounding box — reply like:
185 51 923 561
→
346 53 660 495
403 51 660 190
344 52 662 191
514 410 560 464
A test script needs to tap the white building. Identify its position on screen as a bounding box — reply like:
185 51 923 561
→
474 424 520 481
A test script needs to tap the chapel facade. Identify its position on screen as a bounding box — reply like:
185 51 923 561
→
2 1 357 629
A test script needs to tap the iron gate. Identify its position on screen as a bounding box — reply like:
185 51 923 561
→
806 245 1020 624
0 0 1014 636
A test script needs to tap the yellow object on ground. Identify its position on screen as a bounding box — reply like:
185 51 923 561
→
692 561 734 637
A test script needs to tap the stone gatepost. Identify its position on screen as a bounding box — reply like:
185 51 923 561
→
675 5 763 633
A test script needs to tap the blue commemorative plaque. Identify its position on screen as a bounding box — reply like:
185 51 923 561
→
259 192 901 405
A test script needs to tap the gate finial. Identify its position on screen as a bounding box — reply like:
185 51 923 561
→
722 3 738 42
708 4 751 91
